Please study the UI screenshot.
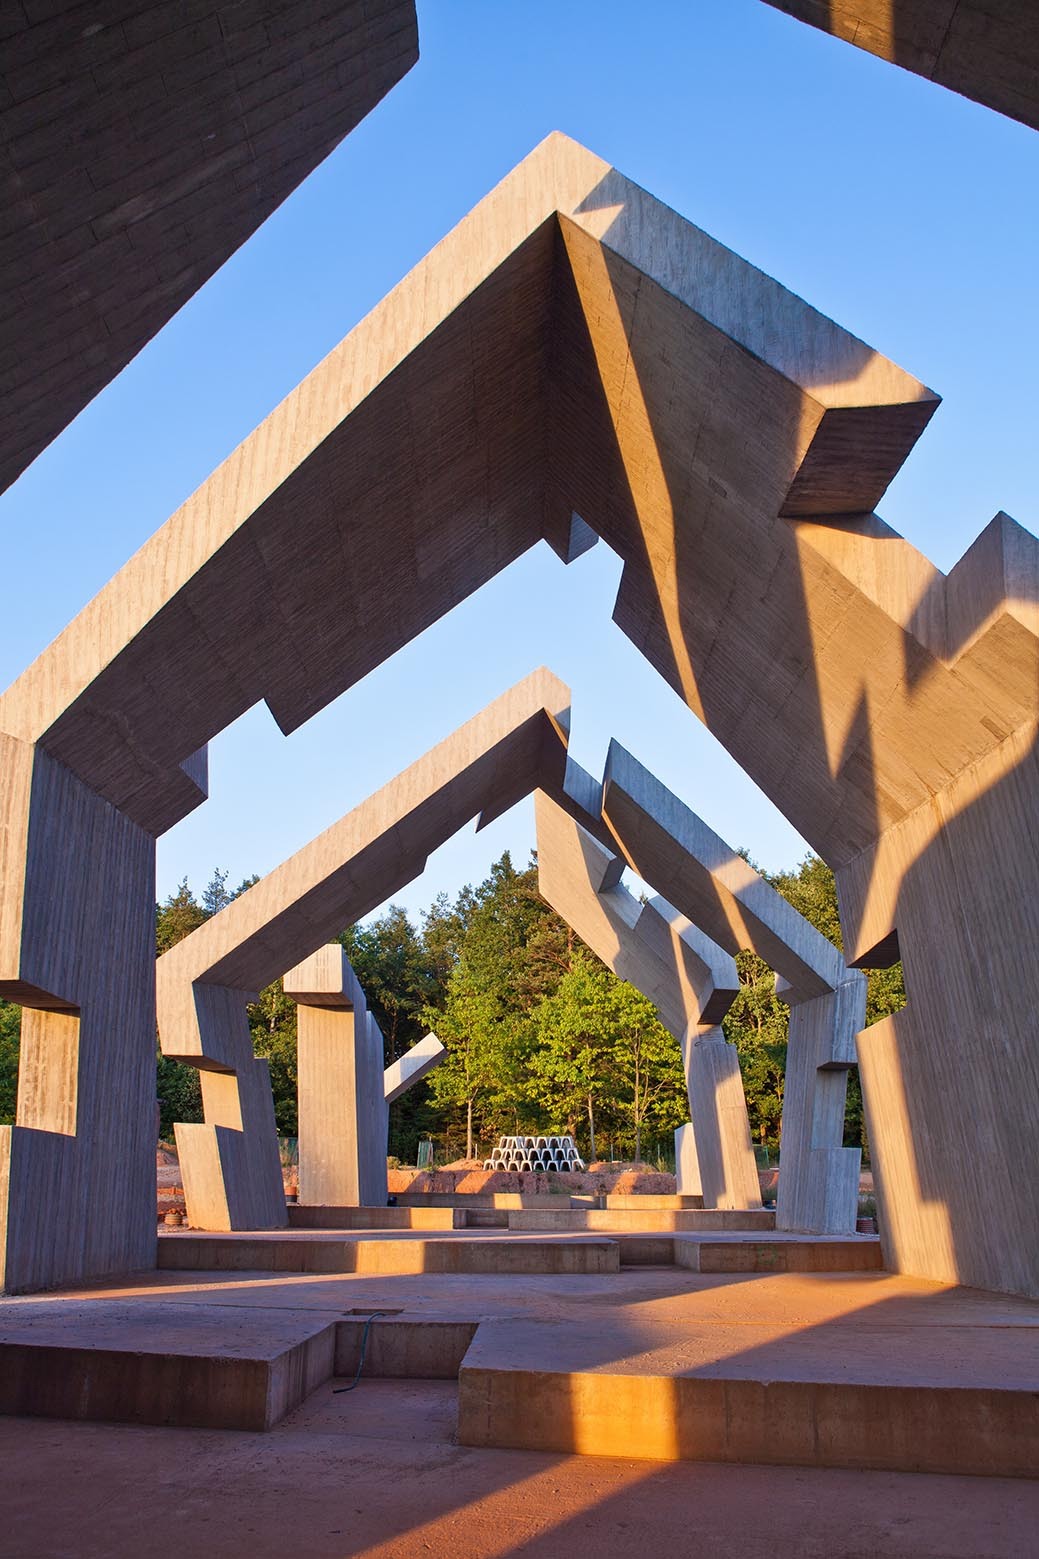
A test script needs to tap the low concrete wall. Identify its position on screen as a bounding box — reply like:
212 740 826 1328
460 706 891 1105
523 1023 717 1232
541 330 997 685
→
507 1209 776 1234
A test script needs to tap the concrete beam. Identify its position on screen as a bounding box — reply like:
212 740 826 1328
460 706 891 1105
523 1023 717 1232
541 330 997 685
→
534 791 760 1212
0 0 418 492
760 1 1039 132
598 743 865 1235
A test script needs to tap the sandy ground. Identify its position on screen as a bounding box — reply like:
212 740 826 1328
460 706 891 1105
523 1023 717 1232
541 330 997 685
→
2 1377 1036 1558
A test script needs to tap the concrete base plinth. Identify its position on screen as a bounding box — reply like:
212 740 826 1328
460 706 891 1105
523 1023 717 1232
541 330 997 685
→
507 1208 776 1233
158 1231 620 1276
457 1293 1039 1477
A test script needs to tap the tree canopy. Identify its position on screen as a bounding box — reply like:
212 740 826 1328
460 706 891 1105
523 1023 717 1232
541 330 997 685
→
0 848 905 1165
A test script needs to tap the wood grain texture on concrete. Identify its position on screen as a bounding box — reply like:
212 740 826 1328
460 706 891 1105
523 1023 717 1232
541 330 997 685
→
599 744 865 1235
157 671 572 1230
0 0 418 493
534 789 760 1213
284 946 388 1209
2 132 1032 1298
760 1 1039 132
284 944 445 1209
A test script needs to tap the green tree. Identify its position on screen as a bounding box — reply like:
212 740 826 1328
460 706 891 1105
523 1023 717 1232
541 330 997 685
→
605 979 687 1162
0 1000 20 1126
425 852 569 1159
525 952 614 1157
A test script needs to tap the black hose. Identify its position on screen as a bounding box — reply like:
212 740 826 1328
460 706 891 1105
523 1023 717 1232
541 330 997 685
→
333 1311 389 1393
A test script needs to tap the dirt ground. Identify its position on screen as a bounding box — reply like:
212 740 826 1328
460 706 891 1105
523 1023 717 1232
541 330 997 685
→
3 1378 1036 1558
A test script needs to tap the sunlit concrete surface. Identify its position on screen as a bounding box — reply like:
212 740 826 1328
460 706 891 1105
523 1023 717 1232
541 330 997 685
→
0 0 418 493
0 1253 1035 1486
760 1 1039 132
284 945 445 1210
2 131 1034 1301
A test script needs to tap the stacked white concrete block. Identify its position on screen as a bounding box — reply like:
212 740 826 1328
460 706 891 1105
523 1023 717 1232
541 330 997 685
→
484 1135 585 1173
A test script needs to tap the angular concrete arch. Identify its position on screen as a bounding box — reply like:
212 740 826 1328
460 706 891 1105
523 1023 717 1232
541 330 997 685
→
598 744 867 1235
156 669 574 1230
1 132 1033 1296
533 791 760 1212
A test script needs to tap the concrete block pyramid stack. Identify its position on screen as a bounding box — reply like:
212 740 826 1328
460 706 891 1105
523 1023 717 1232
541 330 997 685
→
484 1135 586 1173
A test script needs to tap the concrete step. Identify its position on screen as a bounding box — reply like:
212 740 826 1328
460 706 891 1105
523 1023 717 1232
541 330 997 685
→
0 1301 334 1431
457 1307 1039 1477
335 1313 478 1378
675 1236 883 1273
507 1208 776 1233
158 1232 621 1275
288 1205 464 1230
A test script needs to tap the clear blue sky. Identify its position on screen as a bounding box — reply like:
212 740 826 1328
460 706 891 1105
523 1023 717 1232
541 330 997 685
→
1 0 1036 923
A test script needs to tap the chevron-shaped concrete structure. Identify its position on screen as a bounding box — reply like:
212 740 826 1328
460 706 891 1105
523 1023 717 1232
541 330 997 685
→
1 134 1035 1297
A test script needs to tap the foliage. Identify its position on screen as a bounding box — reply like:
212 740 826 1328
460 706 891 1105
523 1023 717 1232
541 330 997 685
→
0 842 910 1170
0 1000 20 1126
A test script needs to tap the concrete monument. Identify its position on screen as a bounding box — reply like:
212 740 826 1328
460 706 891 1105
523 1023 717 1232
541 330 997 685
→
2 134 1033 1296
534 790 760 1212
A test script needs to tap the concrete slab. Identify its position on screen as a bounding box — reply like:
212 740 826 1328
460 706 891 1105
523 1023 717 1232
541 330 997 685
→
288 1205 465 1230
458 1283 1039 1476
0 1300 334 1431
675 1235 883 1273
158 1231 622 1276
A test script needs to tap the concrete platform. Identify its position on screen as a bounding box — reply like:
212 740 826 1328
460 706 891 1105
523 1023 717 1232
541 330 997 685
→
458 1282 1039 1477
0 1300 334 1431
3 1236 1035 1481
675 1235 883 1273
158 1230 621 1275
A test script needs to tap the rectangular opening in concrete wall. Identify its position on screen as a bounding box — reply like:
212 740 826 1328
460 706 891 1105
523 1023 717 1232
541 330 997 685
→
0 1000 19 1129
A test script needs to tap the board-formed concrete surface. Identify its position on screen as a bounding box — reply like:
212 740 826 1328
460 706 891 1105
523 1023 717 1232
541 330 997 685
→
0 0 418 493
0 1299 334 1430
284 945 445 1210
534 791 761 1212
457 1303 1039 1476
2 132 1034 1301
507 1208 776 1234
600 745 865 1235
157 1230 624 1276
760 1 1039 132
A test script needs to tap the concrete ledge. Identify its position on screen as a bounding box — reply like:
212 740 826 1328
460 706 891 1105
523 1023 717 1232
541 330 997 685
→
335 1315 478 1378
507 1209 775 1233
0 1303 334 1431
674 1237 883 1273
394 1193 561 1209
604 1194 704 1210
158 1233 621 1276
457 1314 1039 1476
288 1206 464 1230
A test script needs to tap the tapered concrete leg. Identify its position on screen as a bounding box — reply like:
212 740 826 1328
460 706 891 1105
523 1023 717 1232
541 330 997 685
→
776 978 865 1235
674 1123 703 1197
175 1057 285 1231
163 975 287 1233
0 742 156 1293
286 948 388 1208
683 1028 761 1210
